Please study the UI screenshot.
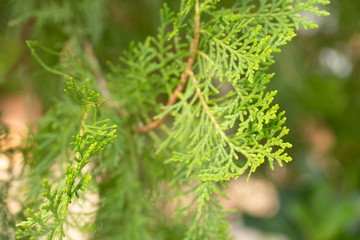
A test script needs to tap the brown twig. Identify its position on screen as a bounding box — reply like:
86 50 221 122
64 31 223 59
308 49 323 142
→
79 111 89 136
137 0 200 133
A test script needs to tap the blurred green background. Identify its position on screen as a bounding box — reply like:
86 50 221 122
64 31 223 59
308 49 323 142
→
0 0 359 239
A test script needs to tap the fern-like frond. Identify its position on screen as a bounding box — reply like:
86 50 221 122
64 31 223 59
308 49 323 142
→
16 79 117 240
234 0 330 34
149 0 328 238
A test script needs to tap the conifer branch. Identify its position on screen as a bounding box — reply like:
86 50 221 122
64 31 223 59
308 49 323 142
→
16 80 117 239
137 0 200 133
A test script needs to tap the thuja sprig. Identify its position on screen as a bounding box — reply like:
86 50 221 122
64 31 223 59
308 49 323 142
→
16 79 117 240
122 0 329 239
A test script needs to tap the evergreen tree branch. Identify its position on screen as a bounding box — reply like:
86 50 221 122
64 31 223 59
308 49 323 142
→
137 0 200 133
16 79 117 240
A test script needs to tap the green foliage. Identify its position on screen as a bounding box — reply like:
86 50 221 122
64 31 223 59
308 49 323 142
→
0 0 330 239
16 79 117 239
9 0 105 44
160 1 327 238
